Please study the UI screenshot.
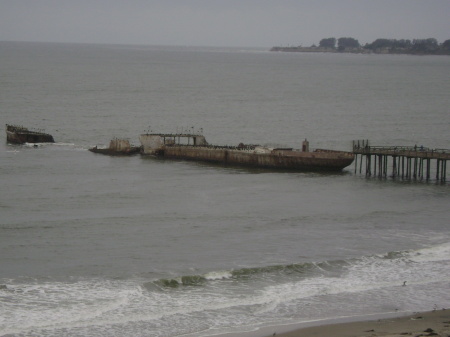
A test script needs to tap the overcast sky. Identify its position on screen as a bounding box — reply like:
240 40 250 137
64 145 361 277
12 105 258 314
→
1 0 449 47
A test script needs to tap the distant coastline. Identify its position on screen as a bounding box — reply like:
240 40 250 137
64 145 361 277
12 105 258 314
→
271 37 450 55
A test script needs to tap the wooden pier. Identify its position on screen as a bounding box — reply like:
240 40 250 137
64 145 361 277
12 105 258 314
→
352 140 449 182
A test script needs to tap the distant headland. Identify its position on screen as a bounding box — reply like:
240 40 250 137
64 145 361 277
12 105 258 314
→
271 37 450 55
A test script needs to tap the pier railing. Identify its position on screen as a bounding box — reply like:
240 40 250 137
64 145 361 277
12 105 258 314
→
352 141 449 182
353 145 450 160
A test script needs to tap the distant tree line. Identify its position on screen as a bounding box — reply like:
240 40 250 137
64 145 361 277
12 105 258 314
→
365 38 450 53
319 37 450 54
319 37 361 50
272 37 450 55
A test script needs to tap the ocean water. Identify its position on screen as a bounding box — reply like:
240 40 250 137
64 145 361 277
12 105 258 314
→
0 42 449 337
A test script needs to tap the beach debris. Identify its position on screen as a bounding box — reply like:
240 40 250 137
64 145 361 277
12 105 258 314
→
418 328 439 336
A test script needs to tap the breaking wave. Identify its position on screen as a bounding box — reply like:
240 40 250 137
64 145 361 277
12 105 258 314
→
146 242 450 289
147 261 341 288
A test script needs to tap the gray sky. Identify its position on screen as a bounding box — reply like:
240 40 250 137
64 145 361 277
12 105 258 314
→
1 0 449 47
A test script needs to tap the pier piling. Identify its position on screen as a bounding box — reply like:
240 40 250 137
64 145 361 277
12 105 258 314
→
352 141 449 182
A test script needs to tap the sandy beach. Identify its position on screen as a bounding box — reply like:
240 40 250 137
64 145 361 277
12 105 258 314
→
261 310 450 337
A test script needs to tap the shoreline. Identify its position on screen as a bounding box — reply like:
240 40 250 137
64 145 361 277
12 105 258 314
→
262 310 450 337
265 309 450 337
213 310 450 337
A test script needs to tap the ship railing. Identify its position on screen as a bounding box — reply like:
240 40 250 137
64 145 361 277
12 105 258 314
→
165 143 258 151
6 124 50 135
314 148 354 155
6 124 29 132
145 133 204 138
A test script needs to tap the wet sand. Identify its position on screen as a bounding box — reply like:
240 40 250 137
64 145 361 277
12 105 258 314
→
262 310 450 337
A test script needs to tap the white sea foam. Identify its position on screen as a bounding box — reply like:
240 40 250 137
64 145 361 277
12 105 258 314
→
255 243 450 312
52 142 76 146
0 279 140 335
22 142 77 148
24 142 45 147
0 277 259 336
2 243 450 337
204 270 233 280
406 241 450 263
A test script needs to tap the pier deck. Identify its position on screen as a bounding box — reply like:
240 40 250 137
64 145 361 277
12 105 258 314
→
352 141 449 182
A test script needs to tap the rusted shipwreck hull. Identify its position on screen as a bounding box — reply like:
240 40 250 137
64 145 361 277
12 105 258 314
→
139 133 354 171
6 124 55 144
89 138 141 156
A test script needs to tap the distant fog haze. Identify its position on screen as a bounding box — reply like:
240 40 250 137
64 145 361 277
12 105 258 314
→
1 0 449 47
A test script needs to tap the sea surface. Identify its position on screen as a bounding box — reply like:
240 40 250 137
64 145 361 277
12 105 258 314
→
0 41 449 337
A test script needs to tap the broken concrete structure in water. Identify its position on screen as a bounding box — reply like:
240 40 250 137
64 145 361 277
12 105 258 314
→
89 138 141 156
6 124 55 144
139 133 355 171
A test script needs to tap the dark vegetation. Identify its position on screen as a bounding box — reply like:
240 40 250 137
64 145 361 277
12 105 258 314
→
271 37 450 55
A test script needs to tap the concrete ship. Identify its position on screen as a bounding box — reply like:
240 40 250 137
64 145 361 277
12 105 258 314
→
89 138 141 156
139 133 354 171
6 124 55 144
